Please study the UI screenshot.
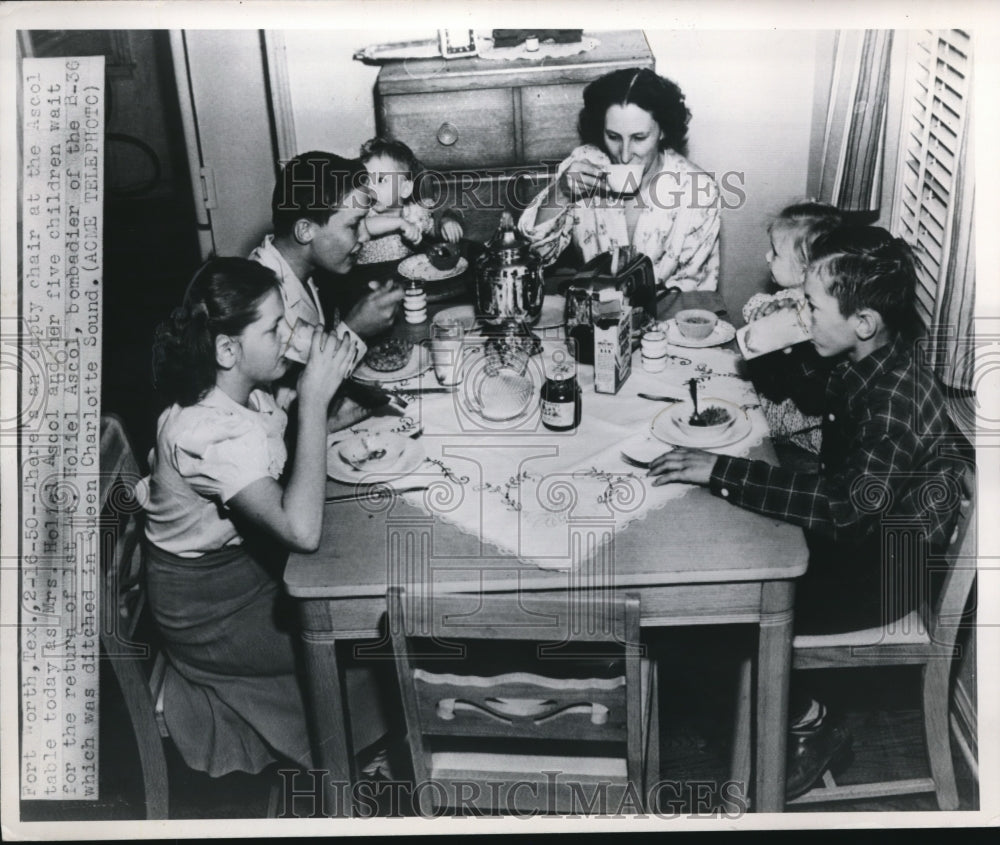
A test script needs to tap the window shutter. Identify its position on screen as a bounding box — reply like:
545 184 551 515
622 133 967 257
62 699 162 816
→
892 29 972 329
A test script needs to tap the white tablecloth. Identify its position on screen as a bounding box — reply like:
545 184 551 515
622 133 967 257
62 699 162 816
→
333 336 767 570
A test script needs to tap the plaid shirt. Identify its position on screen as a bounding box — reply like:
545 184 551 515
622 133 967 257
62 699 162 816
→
711 335 963 550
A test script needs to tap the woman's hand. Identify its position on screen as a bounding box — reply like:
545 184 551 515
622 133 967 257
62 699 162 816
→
647 447 718 487
297 328 357 413
557 157 609 202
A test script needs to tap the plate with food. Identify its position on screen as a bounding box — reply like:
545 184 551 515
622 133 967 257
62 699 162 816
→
327 433 426 484
398 253 469 283
661 317 736 348
650 397 751 449
353 338 432 383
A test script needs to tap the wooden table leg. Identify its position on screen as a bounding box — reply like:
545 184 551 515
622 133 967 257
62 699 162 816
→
754 579 795 812
300 633 353 817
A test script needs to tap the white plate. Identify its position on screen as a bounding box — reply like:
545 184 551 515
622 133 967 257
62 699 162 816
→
328 415 423 445
353 344 432 384
327 434 425 484
398 254 469 282
432 304 477 331
662 318 736 348
620 434 672 467
534 294 566 330
651 402 752 450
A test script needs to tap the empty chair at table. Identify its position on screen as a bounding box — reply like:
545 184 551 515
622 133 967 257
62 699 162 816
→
389 587 659 815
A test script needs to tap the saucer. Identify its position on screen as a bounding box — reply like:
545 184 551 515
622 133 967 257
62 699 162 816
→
662 318 736 348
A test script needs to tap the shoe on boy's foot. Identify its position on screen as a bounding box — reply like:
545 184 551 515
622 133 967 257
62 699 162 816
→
785 721 853 800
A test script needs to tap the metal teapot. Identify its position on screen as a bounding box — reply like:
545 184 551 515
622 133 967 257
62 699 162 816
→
473 212 544 326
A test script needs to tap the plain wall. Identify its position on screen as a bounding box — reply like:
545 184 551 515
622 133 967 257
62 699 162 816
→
278 29 824 320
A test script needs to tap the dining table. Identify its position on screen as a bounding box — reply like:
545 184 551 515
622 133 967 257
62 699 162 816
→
285 262 809 816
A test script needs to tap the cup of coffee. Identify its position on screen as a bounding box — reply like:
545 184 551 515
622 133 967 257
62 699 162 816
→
604 163 645 196
430 318 466 386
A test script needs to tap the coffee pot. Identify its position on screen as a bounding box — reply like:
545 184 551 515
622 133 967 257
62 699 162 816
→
473 212 544 326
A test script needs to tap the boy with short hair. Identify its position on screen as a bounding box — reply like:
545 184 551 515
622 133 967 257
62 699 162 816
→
648 225 965 798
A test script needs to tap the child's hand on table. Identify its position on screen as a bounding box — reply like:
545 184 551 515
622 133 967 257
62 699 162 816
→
647 447 718 487
399 218 423 245
440 219 464 243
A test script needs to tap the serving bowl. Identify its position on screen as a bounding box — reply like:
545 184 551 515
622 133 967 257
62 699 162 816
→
674 308 719 340
427 242 462 271
670 399 737 443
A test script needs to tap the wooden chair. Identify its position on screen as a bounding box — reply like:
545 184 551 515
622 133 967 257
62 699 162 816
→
99 414 169 819
388 587 659 815
732 464 977 809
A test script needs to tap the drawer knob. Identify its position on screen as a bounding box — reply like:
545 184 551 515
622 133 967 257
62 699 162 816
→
436 122 459 146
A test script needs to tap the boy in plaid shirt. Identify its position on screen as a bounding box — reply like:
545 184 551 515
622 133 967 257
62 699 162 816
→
648 226 964 798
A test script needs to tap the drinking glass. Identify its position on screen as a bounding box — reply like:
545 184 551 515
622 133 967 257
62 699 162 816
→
430 318 466 386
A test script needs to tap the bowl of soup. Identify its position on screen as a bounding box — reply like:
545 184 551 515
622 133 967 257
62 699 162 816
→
674 308 718 340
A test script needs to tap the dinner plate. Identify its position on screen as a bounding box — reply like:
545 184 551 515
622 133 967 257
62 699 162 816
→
353 343 432 384
432 304 477 332
327 434 426 484
620 433 672 467
662 318 736 348
650 401 752 450
398 254 469 283
534 294 566 330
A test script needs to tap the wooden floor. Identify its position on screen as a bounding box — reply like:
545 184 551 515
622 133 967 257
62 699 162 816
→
20 628 978 822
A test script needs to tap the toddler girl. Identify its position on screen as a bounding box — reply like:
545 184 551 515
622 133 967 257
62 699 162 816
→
743 202 842 454
356 137 464 265
145 257 385 774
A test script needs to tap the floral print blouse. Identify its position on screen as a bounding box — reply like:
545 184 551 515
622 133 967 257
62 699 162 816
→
518 146 721 291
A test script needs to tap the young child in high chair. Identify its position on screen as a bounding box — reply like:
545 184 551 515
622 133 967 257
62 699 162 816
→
742 201 842 455
144 257 388 777
356 137 465 265
649 226 964 799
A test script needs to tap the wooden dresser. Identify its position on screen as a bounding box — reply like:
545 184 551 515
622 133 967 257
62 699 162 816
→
375 31 654 241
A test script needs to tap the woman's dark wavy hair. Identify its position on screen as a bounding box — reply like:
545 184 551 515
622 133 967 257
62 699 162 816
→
578 68 691 156
152 257 280 407
271 150 368 238
808 225 921 340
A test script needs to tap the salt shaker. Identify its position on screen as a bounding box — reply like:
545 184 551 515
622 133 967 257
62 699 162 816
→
403 280 427 324
641 329 669 373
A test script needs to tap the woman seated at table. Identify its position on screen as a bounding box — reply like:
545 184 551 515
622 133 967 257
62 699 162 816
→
145 257 388 776
518 67 720 291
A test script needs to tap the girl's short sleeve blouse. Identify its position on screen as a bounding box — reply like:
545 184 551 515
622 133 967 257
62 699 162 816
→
145 388 288 557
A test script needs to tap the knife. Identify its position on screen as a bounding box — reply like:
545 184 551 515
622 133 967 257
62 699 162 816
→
637 393 684 404
389 386 459 396
325 485 430 504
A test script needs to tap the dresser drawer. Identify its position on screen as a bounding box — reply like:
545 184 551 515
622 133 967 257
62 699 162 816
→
379 88 517 170
520 82 589 164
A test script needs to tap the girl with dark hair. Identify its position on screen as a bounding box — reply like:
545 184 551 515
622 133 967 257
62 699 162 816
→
519 67 721 290
144 257 386 775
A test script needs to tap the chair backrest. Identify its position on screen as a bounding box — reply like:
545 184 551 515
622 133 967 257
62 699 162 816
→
388 587 643 791
925 461 977 652
99 415 149 658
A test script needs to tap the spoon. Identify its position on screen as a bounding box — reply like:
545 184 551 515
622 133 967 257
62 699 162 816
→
688 378 701 423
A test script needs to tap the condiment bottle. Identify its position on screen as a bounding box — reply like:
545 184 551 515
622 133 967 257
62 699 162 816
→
403 280 427 324
541 361 582 432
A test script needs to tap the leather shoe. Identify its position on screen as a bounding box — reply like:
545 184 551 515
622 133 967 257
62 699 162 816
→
785 720 853 800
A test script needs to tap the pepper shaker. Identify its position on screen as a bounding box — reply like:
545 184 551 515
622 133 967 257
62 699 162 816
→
403 279 427 324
